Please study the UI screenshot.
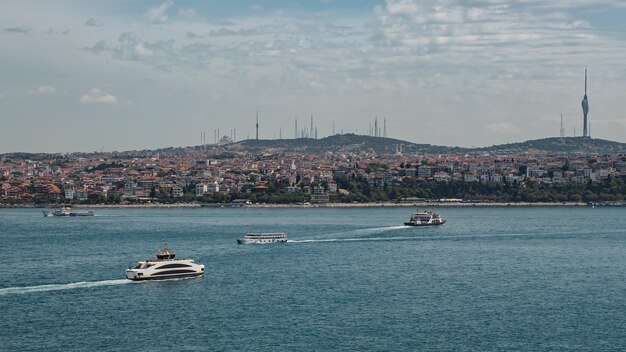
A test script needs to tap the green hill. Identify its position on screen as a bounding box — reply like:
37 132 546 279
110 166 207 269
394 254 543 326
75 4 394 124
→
476 137 626 155
233 134 462 154
232 135 626 155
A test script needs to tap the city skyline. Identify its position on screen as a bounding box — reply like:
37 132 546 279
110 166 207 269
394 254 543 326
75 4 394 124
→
2 0 626 153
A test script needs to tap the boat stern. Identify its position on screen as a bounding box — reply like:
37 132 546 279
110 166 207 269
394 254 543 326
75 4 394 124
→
125 269 143 280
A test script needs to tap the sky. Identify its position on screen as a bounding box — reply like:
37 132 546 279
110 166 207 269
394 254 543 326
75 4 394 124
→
1 0 626 153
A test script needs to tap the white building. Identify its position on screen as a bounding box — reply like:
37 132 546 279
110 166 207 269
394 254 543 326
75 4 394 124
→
195 183 208 196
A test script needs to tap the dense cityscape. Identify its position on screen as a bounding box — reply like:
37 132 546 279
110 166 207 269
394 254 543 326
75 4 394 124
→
2 135 625 206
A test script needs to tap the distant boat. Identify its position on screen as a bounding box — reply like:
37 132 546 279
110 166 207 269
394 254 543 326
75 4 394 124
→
43 205 95 217
404 208 446 226
125 244 205 281
237 232 288 244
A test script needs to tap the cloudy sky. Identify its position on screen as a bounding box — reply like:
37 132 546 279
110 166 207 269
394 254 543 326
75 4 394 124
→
1 0 626 153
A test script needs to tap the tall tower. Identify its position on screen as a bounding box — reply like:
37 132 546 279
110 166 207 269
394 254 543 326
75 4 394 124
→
256 112 259 140
383 118 387 138
310 115 313 139
374 117 378 137
581 67 589 138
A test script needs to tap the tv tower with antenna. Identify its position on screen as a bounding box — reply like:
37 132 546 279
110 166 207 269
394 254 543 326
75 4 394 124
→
581 67 590 138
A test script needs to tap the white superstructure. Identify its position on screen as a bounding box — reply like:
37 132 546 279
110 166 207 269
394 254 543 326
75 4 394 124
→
125 244 205 281
237 232 287 244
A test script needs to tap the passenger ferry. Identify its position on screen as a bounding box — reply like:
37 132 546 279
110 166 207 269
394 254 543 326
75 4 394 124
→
404 208 446 226
237 232 288 244
125 244 205 281
43 205 95 217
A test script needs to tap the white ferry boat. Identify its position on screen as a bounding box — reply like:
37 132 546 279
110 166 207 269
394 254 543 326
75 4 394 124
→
404 208 446 226
43 205 95 217
125 244 205 281
237 232 288 245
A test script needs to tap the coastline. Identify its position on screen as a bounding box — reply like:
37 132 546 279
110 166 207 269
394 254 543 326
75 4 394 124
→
0 201 592 209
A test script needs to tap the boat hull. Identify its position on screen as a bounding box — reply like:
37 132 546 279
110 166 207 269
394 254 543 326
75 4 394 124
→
404 220 446 226
126 271 204 281
69 211 95 216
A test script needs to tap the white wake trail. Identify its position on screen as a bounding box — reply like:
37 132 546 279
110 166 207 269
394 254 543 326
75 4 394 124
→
0 279 130 295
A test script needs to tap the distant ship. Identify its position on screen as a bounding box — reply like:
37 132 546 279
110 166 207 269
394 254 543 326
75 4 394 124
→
237 232 288 244
404 208 446 226
43 205 95 217
125 244 205 281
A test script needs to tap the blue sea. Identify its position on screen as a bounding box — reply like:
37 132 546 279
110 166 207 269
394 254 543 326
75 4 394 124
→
1 206 625 351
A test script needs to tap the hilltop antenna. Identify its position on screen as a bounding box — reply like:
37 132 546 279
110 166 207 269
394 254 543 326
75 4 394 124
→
256 112 259 140
560 113 564 138
374 116 378 137
295 117 298 139
384 118 387 138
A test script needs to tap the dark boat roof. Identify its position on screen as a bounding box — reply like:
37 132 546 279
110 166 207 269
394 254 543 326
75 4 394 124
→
156 244 176 259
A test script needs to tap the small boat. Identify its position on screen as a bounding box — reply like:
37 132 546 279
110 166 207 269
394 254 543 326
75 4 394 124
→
125 244 205 281
404 208 446 226
237 232 288 244
42 205 95 217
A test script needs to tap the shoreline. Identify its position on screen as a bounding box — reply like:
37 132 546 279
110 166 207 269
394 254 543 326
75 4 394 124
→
0 201 596 209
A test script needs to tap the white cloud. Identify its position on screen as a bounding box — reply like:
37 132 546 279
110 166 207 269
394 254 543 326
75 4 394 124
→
177 8 198 19
28 85 56 95
146 0 173 24
85 18 103 27
3 26 32 34
79 88 118 105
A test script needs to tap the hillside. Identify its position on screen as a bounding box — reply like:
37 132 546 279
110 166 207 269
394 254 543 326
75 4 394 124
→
231 135 626 155
2 136 625 159
476 137 626 155
232 134 462 154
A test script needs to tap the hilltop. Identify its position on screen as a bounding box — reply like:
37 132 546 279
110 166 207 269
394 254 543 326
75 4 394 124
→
475 137 626 155
2 135 626 159
232 134 463 154
231 134 626 155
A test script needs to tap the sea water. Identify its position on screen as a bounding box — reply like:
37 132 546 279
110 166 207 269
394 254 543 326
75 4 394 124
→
0 206 625 351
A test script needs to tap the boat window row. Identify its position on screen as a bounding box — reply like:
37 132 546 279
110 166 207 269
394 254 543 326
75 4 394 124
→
151 269 198 276
155 263 193 269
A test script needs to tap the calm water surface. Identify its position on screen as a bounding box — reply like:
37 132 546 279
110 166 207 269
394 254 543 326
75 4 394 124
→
1 206 625 351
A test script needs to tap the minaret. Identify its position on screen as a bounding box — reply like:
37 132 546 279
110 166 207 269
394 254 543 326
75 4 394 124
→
581 67 589 138
255 112 259 140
